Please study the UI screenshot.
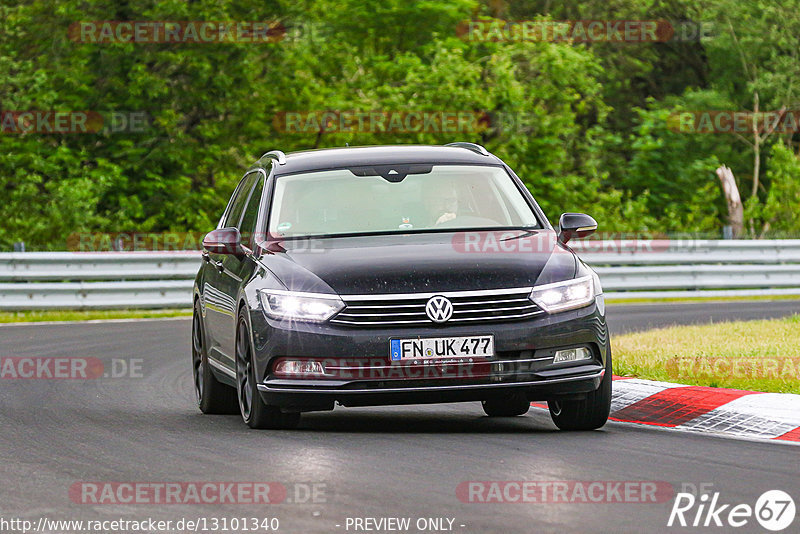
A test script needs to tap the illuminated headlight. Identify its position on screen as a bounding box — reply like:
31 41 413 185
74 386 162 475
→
258 290 344 322
529 275 595 313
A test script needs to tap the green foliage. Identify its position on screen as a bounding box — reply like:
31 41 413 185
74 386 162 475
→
619 104 723 232
751 144 800 236
1 0 799 250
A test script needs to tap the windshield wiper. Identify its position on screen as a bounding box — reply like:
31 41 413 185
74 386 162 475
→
500 228 541 241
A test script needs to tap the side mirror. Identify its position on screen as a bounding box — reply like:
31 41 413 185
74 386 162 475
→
557 213 597 244
203 227 244 256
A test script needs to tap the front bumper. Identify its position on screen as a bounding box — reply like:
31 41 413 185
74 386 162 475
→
249 298 608 411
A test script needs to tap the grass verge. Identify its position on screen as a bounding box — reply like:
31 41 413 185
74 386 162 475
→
0 309 192 324
614 315 800 394
606 294 800 305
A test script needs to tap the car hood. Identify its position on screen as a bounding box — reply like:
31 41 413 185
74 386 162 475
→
258 230 577 295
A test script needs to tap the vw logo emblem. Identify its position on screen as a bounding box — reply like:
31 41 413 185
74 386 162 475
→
425 295 453 323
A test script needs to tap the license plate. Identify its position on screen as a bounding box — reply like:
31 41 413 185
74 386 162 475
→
390 335 494 361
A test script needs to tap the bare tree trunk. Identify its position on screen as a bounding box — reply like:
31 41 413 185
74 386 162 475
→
716 165 744 238
751 91 760 198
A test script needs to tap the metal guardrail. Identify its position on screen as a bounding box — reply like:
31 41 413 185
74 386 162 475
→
579 239 800 299
1 241 800 309
572 239 800 264
0 252 201 281
0 252 201 309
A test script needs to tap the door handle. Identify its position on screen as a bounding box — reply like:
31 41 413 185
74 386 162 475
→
214 261 225 273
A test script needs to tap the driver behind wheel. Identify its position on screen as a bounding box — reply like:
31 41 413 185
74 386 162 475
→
423 180 459 226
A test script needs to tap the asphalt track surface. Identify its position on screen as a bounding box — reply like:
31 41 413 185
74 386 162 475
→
607 299 800 334
1 301 799 534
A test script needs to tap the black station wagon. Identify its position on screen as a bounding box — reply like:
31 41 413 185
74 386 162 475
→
192 143 611 430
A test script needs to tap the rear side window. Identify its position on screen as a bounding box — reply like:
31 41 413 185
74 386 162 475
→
222 172 259 228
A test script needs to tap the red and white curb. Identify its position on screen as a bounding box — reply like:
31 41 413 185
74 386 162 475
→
538 376 800 443
609 376 800 443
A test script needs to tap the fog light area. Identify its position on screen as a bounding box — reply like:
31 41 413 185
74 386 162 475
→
553 347 592 363
273 360 327 377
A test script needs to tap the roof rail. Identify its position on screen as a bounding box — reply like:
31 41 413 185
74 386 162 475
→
444 142 490 156
259 150 287 165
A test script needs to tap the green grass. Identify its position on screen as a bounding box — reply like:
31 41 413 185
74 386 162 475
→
614 315 800 394
606 294 800 305
0 309 192 324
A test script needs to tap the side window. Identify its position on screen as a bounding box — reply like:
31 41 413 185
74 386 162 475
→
238 174 265 243
222 172 258 229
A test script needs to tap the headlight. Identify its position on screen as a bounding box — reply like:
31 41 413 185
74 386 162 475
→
258 290 345 322
529 275 595 313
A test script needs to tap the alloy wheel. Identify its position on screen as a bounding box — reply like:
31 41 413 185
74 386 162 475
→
191 313 204 404
236 320 254 420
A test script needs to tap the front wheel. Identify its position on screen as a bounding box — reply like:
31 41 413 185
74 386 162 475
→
235 310 300 430
548 349 612 431
192 301 238 414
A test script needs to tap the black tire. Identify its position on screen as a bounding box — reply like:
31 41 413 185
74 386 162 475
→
235 310 300 430
481 392 531 417
192 301 238 414
548 349 612 431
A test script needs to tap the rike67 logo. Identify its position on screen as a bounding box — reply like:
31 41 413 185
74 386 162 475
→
668 490 795 531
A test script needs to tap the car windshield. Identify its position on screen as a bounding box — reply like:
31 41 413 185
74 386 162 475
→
267 164 540 238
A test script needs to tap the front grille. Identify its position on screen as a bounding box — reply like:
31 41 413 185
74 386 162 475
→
330 287 544 327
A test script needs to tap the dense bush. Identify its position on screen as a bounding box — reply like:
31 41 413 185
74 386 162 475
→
1 0 798 249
